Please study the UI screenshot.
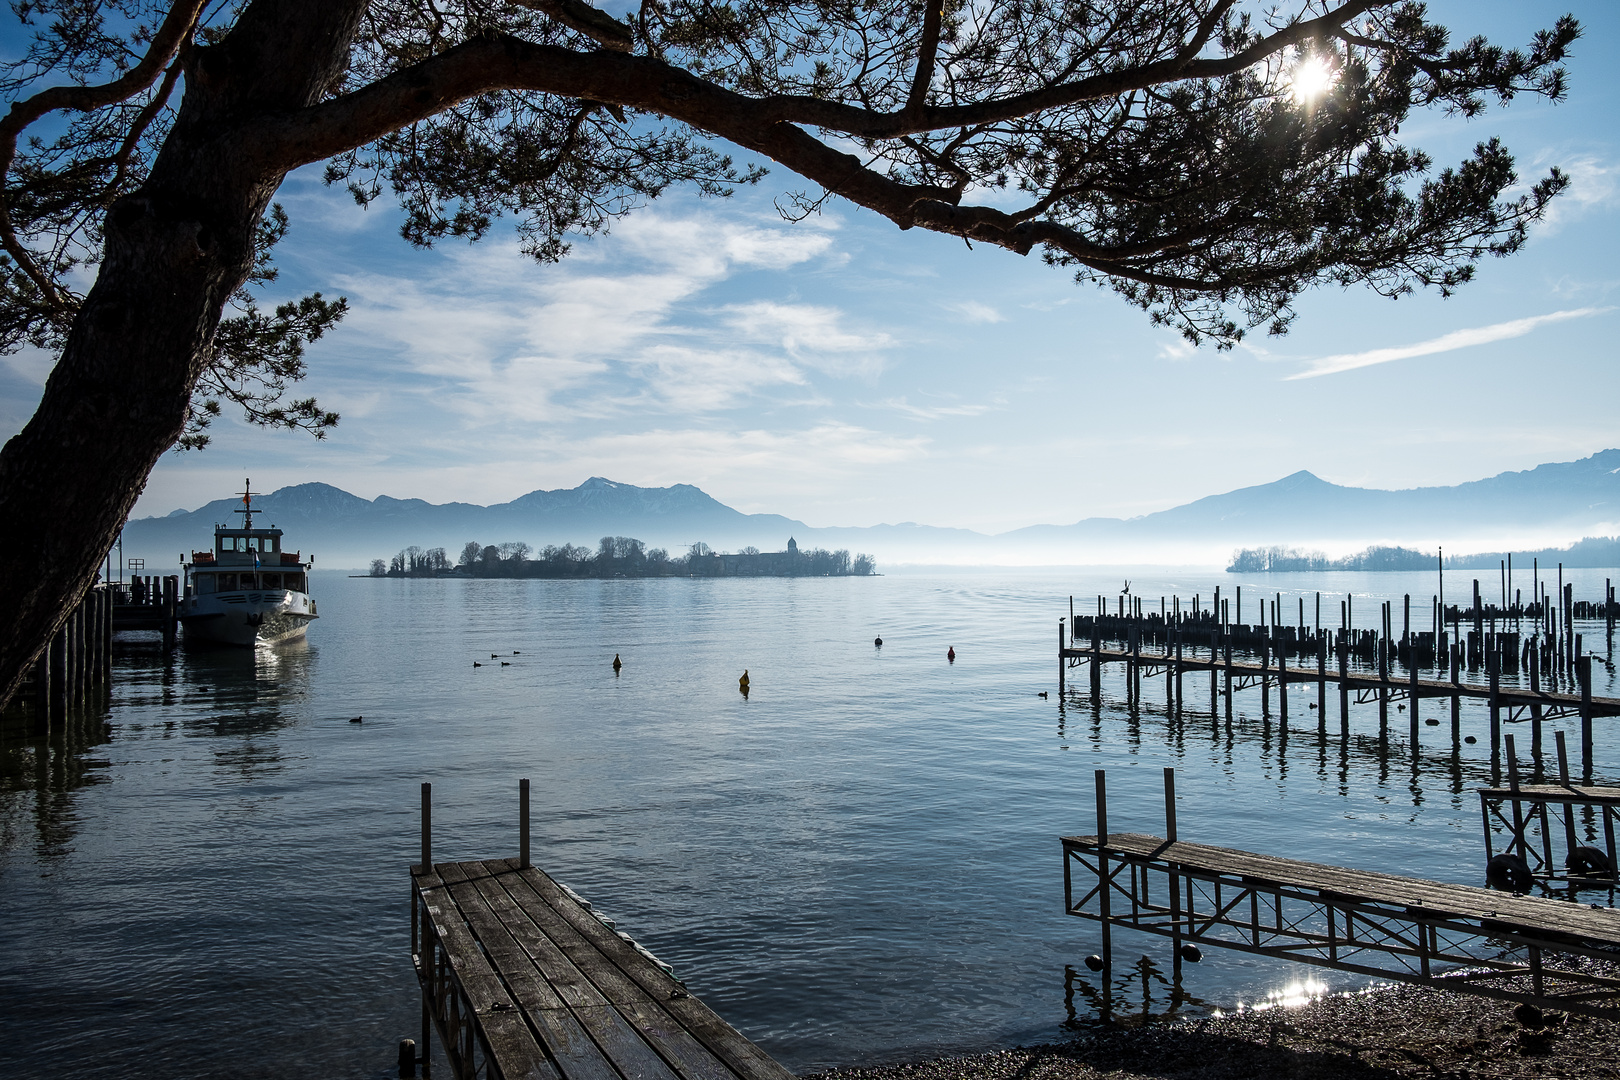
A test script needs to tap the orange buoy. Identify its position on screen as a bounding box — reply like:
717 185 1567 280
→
947 646 956 662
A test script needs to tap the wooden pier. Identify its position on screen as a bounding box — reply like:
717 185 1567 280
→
1065 769 1620 1022
1058 605 1620 776
4 584 113 732
409 782 795 1080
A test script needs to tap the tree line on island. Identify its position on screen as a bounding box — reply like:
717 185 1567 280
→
372 537 876 578
1229 536 1620 573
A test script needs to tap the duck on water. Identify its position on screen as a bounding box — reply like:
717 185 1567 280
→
178 479 318 647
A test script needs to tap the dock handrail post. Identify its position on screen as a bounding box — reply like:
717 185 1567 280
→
421 782 432 872
1094 770 1111 979
1579 656 1594 779
518 777 531 867
1058 620 1066 698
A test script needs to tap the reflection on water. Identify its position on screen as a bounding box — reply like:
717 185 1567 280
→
0 703 112 865
1064 955 1212 1029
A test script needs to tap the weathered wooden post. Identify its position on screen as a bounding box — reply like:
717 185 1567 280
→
50 620 68 720
1224 636 1234 724
1095 770 1111 979
1163 767 1181 979
1530 646 1543 765
1488 649 1501 762
1450 641 1462 746
1058 620 1066 698
518 777 531 867
1317 634 1328 732
1580 655 1594 779
1277 628 1288 726
1090 619 1102 697
1409 647 1419 754
1337 637 1350 736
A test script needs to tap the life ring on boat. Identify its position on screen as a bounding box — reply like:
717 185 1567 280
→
1567 845 1614 880
1486 853 1533 893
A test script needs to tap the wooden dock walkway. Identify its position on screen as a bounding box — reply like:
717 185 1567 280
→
1059 625 1619 774
1065 769 1620 1021
409 784 794 1080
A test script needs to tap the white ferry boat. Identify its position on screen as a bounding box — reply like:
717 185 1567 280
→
179 480 317 646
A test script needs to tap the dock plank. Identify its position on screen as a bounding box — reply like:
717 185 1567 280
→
510 863 799 1080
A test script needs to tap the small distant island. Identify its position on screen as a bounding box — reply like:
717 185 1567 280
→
371 536 876 579
1229 535 1620 573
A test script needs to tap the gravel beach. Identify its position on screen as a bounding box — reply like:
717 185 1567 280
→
811 969 1620 1080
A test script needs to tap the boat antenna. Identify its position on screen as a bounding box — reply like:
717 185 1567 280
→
236 478 257 531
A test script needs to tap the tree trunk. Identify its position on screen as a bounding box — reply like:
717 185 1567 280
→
0 0 365 709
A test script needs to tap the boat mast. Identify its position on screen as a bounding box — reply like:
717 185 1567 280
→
236 478 257 532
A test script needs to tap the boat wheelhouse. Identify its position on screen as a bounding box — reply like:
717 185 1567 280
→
179 480 317 646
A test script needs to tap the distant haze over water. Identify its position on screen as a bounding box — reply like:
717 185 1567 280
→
119 449 1620 569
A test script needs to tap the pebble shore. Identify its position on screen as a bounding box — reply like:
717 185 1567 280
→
810 971 1620 1080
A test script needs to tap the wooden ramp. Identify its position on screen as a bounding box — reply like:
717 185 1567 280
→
411 857 795 1080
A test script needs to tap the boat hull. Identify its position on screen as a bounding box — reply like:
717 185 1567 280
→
180 591 317 647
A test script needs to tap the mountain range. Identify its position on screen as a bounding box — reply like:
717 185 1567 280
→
119 450 1620 569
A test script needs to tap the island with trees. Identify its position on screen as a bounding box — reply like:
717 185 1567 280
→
371 536 876 578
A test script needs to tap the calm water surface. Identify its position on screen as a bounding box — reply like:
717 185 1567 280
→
2 568 1617 1078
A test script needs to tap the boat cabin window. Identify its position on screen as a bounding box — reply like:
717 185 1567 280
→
195 574 215 594
261 573 282 589
217 573 238 591
284 572 306 592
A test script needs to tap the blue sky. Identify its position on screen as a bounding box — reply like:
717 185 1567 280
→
1 2 1616 534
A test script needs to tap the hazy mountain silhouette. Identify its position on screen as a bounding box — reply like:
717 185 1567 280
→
119 451 1620 568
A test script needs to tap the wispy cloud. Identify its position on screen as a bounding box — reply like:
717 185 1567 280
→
1286 307 1613 380
880 396 997 421
946 300 1005 324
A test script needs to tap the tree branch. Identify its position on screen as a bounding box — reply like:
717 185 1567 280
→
0 0 206 308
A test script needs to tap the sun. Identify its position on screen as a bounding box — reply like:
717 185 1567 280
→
1290 55 1336 104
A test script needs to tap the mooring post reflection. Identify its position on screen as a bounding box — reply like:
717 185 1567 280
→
1063 955 1211 1029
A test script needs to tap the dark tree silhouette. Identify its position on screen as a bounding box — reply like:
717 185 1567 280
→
0 0 1581 705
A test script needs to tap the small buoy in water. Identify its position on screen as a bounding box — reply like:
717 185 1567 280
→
1038 691 1048 699
1178 943 1202 963
349 716 363 723
874 637 883 647
1083 954 1104 972
948 647 956 662
1465 735 1478 745
1426 717 1440 726
612 653 622 672
739 669 750 696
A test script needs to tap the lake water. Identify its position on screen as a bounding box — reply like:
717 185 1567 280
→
2 567 1617 1079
